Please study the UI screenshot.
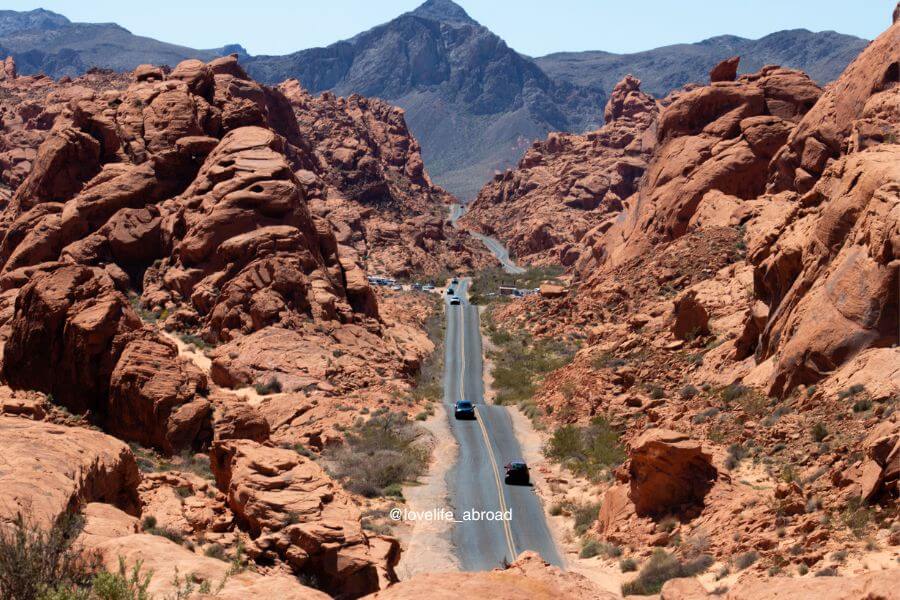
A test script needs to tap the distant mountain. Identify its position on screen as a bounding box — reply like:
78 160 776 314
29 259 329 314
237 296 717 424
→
243 0 606 199
535 29 869 99
0 8 243 76
0 3 869 199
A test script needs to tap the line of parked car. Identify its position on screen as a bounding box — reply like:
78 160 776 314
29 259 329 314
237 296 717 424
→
367 274 437 292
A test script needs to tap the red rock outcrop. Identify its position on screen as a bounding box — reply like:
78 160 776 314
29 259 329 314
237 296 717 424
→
211 439 398 597
462 75 658 265
627 429 718 516
0 416 140 527
1 264 212 453
279 80 490 277
80 504 330 600
365 551 618 599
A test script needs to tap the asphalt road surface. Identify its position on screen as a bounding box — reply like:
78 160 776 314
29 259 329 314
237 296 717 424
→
444 279 561 570
448 203 526 274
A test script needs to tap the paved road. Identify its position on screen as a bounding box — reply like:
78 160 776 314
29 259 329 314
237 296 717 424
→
444 279 561 570
449 203 526 274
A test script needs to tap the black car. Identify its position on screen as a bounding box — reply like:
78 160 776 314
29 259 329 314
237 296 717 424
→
454 399 476 419
447 287 455 295
504 460 530 485
449 296 461 305
451 278 459 285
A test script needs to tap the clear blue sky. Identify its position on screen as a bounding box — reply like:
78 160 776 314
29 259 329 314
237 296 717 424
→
4 0 895 56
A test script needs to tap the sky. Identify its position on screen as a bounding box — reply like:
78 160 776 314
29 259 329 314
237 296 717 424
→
3 0 895 57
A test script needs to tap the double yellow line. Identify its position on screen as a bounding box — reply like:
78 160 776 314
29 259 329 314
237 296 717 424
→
456 283 518 562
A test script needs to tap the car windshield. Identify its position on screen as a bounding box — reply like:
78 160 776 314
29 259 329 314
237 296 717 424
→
457 401 472 408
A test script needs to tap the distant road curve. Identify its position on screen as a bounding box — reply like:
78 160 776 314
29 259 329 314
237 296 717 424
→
449 203 526 274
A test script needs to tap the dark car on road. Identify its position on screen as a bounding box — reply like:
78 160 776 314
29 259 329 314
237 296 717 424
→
504 460 530 485
454 400 475 419
449 296 461 305
447 287 455 295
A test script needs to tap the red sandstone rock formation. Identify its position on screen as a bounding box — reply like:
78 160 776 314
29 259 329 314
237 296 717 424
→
462 75 658 266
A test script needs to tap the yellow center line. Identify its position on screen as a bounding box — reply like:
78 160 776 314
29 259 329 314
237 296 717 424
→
457 279 518 562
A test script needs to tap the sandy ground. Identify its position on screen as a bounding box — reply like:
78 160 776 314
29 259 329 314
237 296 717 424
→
162 331 270 405
395 394 460 578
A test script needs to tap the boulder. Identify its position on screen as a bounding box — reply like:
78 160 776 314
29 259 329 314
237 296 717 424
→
672 290 710 340
210 439 398 597
628 429 717 516
709 56 740 82
0 417 140 528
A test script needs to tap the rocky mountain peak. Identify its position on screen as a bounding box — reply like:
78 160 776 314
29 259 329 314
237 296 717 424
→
408 0 476 25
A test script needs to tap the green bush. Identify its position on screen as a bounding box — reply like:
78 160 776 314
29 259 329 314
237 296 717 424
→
254 376 283 395
620 558 638 572
734 551 758 570
544 416 625 480
326 412 428 497
572 503 601 535
621 550 713 595
0 513 93 600
579 540 601 558
811 422 828 442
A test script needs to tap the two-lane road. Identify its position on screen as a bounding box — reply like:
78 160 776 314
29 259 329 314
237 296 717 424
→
444 279 561 570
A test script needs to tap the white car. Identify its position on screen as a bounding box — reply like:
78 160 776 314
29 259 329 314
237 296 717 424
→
449 296 461 306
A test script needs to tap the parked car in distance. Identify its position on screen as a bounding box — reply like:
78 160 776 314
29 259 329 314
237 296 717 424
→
454 399 475 419
504 460 530 485
449 296 461 305
423 284 435 291
447 287 455 295
451 278 459 284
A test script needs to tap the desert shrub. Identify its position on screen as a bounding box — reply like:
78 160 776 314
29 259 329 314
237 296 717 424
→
544 416 625 480
572 503 601 536
620 558 638 572
489 329 576 407
579 540 601 558
815 566 838 577
648 386 665 400
724 443 748 471
838 384 866 399
254 376 282 395
0 513 94 600
734 551 758 570
203 544 227 561
810 422 828 442
692 407 719 424
327 412 428 497
621 550 713 595
798 564 809 575
680 385 699 399
841 496 872 537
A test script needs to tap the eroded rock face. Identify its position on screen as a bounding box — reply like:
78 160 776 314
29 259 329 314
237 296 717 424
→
80 504 330 600
279 80 491 277
210 439 398 597
0 417 140 528
365 551 618 599
751 149 899 396
1 264 212 452
769 16 900 193
628 429 717 516
462 75 658 266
